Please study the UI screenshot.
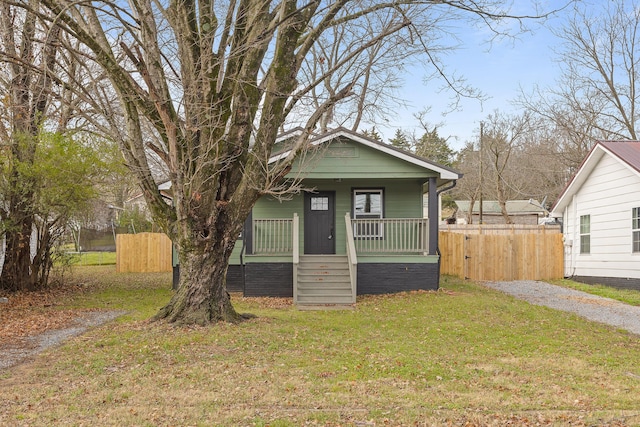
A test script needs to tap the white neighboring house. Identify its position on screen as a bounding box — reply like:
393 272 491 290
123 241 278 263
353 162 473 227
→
551 141 640 289
123 181 173 219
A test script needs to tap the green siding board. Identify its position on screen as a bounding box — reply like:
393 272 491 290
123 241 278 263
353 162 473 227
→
230 244 242 264
253 194 303 219
383 181 423 218
289 140 438 179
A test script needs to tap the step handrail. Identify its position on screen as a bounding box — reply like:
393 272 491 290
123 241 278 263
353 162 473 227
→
345 213 357 303
293 213 299 303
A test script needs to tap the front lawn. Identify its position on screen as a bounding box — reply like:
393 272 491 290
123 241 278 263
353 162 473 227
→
551 278 640 306
1 267 639 426
63 251 117 266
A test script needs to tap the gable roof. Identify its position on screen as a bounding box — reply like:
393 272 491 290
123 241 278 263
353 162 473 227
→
455 200 546 216
551 140 640 216
158 128 463 194
269 127 462 181
599 141 640 172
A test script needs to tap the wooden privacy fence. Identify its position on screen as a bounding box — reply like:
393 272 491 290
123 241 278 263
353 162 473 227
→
439 225 564 281
440 223 562 234
116 232 172 273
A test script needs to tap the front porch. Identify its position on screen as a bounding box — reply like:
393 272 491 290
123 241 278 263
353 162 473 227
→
240 214 439 306
169 128 461 299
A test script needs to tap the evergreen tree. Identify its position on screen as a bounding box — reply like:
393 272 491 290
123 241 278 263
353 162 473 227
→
361 126 383 142
388 129 412 151
414 127 456 167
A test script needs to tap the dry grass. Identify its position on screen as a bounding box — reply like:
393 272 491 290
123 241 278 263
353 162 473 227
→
0 284 84 347
1 269 640 426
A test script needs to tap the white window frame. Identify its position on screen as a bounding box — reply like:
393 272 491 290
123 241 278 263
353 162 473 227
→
353 189 384 238
580 214 590 254
633 207 640 253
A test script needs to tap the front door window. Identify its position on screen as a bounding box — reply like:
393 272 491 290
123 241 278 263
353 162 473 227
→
310 196 329 211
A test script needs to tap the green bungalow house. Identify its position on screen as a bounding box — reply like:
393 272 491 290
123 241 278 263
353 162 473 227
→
219 127 462 306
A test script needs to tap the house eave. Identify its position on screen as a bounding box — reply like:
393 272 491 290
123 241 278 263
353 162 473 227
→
551 142 640 216
268 128 462 181
550 145 604 216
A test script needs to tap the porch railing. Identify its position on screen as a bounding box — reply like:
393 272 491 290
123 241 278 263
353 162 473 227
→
252 218 294 254
252 216 429 255
351 218 429 254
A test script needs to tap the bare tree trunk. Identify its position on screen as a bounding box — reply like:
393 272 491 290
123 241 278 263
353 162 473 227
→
495 166 512 224
497 199 512 224
154 242 241 325
1 215 36 291
467 193 477 225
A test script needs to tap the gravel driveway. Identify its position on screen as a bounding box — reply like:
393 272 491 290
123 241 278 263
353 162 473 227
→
484 280 640 335
0 310 125 370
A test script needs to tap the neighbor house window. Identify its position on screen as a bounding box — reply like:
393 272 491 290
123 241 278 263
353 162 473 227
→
353 189 383 237
633 208 640 253
580 214 590 254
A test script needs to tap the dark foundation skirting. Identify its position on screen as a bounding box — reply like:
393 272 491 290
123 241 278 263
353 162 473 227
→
243 263 293 297
357 263 439 295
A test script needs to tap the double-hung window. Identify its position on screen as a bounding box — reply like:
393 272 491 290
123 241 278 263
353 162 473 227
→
633 208 640 253
353 189 383 238
580 214 590 254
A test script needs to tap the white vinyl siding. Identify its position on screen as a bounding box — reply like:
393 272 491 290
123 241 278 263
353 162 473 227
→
564 153 640 278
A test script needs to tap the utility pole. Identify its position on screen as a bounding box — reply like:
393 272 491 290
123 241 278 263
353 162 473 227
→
479 121 484 224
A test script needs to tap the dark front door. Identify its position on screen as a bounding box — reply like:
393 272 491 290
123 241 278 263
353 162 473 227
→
304 191 335 254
